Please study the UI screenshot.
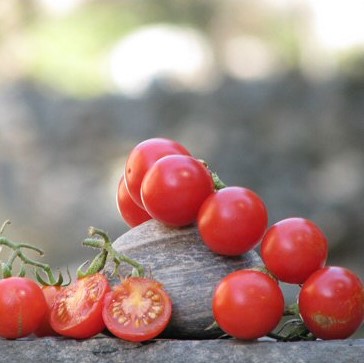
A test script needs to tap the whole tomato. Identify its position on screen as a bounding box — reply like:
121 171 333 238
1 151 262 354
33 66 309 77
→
34 285 62 337
141 155 214 226
261 217 328 284
212 269 284 340
116 175 151 227
299 266 363 340
124 138 191 208
198 186 268 256
0 277 47 339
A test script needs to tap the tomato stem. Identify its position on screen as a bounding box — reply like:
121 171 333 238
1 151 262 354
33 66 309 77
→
80 227 145 278
0 222 62 285
284 303 300 316
211 171 227 190
198 160 226 190
0 220 10 235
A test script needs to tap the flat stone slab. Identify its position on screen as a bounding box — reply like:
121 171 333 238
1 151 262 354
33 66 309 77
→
0 336 363 363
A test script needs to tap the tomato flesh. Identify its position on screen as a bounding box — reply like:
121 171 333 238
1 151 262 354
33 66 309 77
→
50 273 110 339
0 277 47 339
103 277 172 342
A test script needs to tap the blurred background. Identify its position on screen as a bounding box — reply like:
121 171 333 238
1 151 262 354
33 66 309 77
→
0 0 363 335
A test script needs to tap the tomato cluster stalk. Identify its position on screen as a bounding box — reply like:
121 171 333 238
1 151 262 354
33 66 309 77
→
0 220 63 285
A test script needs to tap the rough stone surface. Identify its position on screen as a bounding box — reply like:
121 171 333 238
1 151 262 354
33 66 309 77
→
0 336 363 363
107 219 262 339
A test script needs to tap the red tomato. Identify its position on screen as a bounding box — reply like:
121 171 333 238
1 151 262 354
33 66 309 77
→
141 155 214 226
261 217 328 284
299 266 363 340
34 285 61 337
116 175 151 227
102 277 172 342
50 273 110 339
124 138 191 208
198 186 268 256
0 277 47 339
212 270 284 340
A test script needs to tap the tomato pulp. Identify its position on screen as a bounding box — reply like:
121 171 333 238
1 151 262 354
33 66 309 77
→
103 277 172 342
50 273 110 339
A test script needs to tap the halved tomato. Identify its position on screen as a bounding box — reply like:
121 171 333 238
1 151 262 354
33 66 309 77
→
102 277 172 342
50 273 110 339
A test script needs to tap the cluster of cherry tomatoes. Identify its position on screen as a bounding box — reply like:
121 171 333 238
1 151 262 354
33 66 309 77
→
0 268 172 341
118 137 364 341
0 222 172 342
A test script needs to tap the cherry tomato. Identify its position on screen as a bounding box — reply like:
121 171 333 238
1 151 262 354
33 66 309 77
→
212 270 284 340
141 155 214 226
261 217 328 284
34 285 62 337
116 175 151 227
198 186 268 256
299 266 363 340
103 277 172 342
125 138 191 208
0 277 47 339
50 273 110 339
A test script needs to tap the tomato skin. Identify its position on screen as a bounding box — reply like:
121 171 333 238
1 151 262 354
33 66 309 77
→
0 277 47 339
125 138 191 208
212 270 284 340
198 186 268 256
141 155 214 227
34 285 62 337
50 273 110 339
261 217 328 284
102 277 172 342
299 266 363 340
116 175 151 227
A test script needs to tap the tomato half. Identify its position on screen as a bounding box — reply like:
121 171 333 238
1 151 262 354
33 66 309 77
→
116 175 151 227
212 270 284 340
124 138 191 208
141 155 214 226
50 273 110 339
0 277 47 339
102 277 172 342
34 285 62 337
299 266 363 340
261 217 328 284
198 186 268 256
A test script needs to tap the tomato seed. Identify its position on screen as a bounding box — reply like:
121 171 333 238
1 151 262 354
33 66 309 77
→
151 295 161 302
145 290 154 298
148 312 157 320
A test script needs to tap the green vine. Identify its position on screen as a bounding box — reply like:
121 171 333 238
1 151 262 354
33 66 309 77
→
78 226 145 278
0 220 63 285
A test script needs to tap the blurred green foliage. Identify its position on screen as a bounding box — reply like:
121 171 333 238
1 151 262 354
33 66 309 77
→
5 0 216 96
26 3 142 96
1 0 363 97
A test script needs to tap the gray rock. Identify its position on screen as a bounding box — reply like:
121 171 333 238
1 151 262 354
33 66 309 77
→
107 219 262 339
0 336 362 363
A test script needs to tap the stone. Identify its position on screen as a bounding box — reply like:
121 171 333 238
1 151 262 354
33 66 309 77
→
0 336 363 363
106 219 262 339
